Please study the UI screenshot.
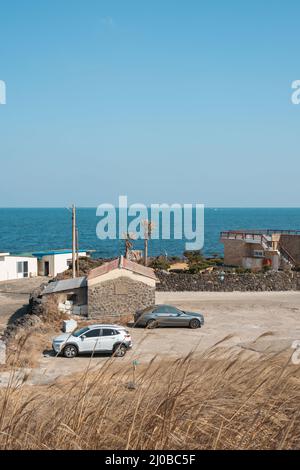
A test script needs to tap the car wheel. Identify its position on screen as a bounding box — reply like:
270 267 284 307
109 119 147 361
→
63 344 78 358
146 319 158 329
189 319 201 329
113 344 127 357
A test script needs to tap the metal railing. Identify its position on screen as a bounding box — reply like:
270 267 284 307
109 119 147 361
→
220 231 272 248
221 229 300 236
278 245 297 266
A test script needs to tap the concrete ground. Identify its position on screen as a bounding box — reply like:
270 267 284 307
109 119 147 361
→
1 290 299 386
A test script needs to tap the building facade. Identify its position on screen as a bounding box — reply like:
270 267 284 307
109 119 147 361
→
87 257 157 320
33 250 91 277
0 252 38 281
220 230 300 271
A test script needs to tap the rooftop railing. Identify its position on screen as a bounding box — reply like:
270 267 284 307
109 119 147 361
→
221 229 300 237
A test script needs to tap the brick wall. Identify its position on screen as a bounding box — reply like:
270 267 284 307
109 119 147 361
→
88 276 155 319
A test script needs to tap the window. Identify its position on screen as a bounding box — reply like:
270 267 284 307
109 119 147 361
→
84 329 101 338
101 329 116 336
253 250 264 258
73 326 89 337
155 305 181 314
67 294 77 302
17 262 23 274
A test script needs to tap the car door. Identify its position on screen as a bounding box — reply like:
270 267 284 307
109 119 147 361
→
156 306 187 326
79 328 101 352
153 306 178 326
99 328 118 352
165 306 189 326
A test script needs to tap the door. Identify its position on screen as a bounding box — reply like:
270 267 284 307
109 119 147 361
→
154 306 186 326
17 261 29 279
79 328 101 353
99 328 118 352
44 261 50 276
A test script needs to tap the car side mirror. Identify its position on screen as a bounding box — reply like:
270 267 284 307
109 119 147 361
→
81 335 86 340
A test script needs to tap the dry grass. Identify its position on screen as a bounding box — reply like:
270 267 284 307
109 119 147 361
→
0 339 300 450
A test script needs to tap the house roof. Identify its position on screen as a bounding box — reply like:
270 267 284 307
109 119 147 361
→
42 276 87 294
32 249 92 259
88 256 158 281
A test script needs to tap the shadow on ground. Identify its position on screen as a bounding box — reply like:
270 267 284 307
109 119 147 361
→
7 305 29 326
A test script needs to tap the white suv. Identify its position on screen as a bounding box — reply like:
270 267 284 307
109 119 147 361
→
52 324 132 358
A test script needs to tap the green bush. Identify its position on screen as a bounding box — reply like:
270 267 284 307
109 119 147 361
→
150 257 171 271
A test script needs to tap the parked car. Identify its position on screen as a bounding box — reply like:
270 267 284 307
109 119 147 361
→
134 305 204 329
52 324 132 358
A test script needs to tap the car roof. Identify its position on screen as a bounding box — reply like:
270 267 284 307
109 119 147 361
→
156 304 179 308
87 324 126 329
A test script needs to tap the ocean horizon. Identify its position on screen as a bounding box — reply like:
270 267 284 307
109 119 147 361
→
1 207 300 259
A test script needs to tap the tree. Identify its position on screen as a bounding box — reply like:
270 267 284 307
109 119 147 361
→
142 220 155 266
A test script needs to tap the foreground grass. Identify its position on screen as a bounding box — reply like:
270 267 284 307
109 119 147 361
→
0 339 300 450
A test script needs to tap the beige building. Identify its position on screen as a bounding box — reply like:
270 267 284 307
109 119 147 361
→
220 230 300 271
87 256 158 319
40 256 158 320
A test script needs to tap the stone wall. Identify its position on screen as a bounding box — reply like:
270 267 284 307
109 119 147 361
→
88 276 155 319
156 270 300 292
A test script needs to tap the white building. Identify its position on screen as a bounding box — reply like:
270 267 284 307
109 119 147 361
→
33 250 92 277
0 252 38 281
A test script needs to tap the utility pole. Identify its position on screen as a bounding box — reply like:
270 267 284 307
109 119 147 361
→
142 220 155 267
76 226 79 277
72 204 76 278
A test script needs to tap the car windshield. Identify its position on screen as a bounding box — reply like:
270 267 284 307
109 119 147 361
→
72 326 90 337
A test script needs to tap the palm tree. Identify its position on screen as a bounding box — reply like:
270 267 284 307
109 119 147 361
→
123 232 136 259
142 220 155 266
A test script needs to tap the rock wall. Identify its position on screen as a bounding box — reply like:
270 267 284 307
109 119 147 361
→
156 270 300 292
88 276 155 319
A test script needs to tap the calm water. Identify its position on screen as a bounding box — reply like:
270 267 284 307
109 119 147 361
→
0 208 299 258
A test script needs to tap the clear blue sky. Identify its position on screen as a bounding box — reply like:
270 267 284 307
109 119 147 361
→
0 0 300 207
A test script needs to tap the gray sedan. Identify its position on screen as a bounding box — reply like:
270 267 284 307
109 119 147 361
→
134 305 204 329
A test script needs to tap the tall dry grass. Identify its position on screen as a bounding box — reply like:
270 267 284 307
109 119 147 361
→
0 339 300 450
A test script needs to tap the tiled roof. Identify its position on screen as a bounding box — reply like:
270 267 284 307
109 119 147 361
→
88 257 158 281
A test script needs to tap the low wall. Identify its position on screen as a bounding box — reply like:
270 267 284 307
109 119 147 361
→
156 271 300 292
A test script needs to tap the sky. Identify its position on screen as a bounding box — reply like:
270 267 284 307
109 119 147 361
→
0 0 300 207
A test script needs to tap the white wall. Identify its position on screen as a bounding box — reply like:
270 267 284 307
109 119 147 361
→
0 256 38 281
38 255 55 276
39 252 87 276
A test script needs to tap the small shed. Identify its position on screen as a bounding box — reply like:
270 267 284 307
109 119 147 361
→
42 276 88 315
87 256 158 320
33 249 93 277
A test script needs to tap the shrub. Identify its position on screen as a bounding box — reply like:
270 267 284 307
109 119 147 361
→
149 256 171 271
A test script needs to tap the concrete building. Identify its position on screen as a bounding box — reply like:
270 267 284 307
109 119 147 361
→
87 256 158 320
33 250 92 277
39 256 158 320
42 276 88 315
0 252 38 281
220 230 300 271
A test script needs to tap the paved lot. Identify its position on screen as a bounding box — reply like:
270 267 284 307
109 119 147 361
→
3 290 299 386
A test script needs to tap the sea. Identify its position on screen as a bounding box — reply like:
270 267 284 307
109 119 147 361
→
0 208 299 259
